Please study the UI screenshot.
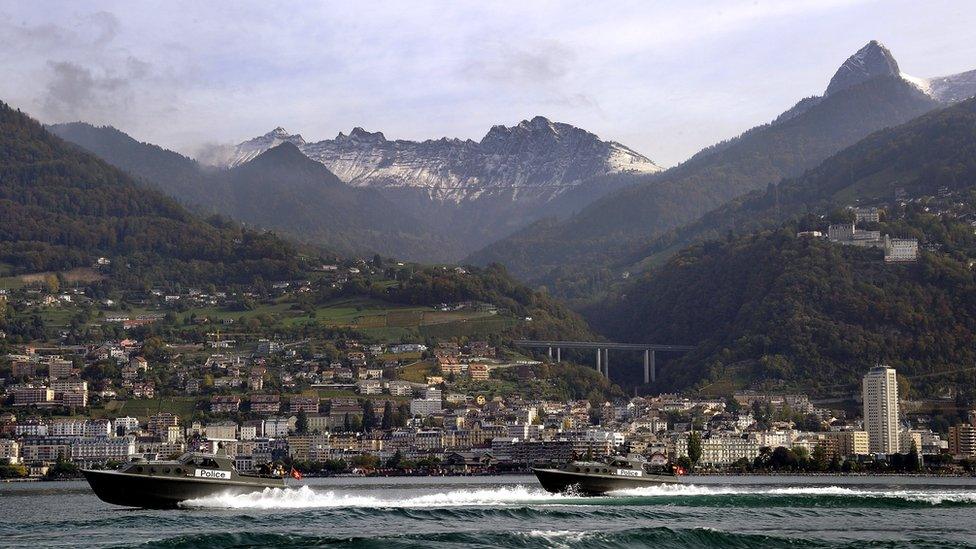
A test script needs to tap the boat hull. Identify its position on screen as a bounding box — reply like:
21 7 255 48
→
82 469 284 509
532 467 681 495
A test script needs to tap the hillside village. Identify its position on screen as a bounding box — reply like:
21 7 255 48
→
2 261 975 479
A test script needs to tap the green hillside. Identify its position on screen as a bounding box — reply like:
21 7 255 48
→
592 210 976 399
0 102 302 288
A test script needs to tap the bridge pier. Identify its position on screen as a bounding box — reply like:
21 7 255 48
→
512 340 693 383
644 350 656 383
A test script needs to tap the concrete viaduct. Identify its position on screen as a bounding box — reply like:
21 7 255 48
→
513 340 695 384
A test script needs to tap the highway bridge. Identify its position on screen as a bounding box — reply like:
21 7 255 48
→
513 340 695 384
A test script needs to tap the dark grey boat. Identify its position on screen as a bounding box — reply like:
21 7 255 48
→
533 454 684 495
82 450 287 509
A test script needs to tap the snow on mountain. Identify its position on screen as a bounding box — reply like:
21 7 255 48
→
903 68 976 103
778 41 976 125
824 40 900 96
227 127 306 167
222 117 661 202
824 40 976 105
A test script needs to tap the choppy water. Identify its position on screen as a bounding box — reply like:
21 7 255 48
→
4 475 976 547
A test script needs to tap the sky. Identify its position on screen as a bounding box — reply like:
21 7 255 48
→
2 0 975 167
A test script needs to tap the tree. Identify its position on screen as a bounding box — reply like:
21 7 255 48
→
725 396 741 414
386 449 403 469
350 454 380 469
811 442 829 472
381 401 394 430
44 274 60 294
907 440 922 472
295 410 308 435
769 446 798 470
362 400 377 432
687 431 702 466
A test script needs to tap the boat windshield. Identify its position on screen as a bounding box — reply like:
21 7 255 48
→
179 454 221 468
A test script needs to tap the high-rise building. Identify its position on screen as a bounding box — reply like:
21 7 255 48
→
949 424 976 457
862 366 899 454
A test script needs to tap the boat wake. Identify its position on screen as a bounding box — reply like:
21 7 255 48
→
181 482 976 510
609 483 976 505
181 484 570 509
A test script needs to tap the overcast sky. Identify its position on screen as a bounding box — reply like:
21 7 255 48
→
2 0 975 166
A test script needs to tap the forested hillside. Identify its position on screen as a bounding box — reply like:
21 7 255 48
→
629 97 976 270
591 211 976 399
468 76 940 298
0 103 302 287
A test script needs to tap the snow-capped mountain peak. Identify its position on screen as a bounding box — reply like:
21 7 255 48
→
221 118 662 202
821 41 976 104
226 127 306 167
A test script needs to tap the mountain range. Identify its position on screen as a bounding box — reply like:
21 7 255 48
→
466 41 976 298
220 116 662 202
43 40 976 297
47 123 463 262
52 117 660 260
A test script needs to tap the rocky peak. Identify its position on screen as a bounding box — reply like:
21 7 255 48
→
335 127 387 144
825 40 901 96
481 116 568 150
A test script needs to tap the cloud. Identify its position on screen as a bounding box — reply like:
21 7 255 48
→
461 40 575 86
43 61 124 120
1 1 975 166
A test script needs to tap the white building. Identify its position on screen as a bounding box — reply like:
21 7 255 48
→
263 417 292 438
410 398 443 417
884 237 919 263
863 366 900 454
387 381 413 397
0 439 20 464
854 207 881 223
114 417 140 435
70 437 136 464
676 434 761 466
239 425 258 440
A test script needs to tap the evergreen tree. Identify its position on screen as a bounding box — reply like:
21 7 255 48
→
362 400 377 432
381 401 394 430
295 410 308 435
687 431 703 466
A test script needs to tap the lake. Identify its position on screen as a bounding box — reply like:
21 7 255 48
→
3 475 976 547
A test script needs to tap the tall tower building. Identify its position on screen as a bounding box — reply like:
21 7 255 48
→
862 366 899 454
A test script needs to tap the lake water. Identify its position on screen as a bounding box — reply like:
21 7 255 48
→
4 475 976 547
